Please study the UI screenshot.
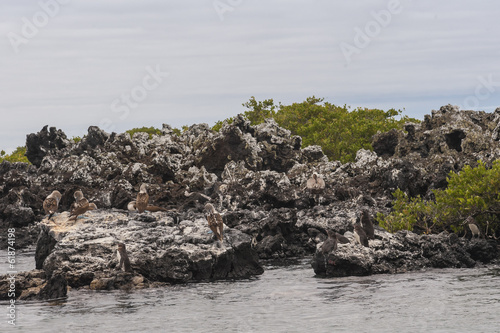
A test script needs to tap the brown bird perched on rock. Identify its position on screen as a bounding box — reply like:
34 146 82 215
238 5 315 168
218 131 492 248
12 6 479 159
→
205 203 224 242
136 184 149 213
43 190 62 220
354 223 369 247
320 229 338 255
306 172 326 205
462 216 483 239
128 200 167 212
116 242 133 273
361 210 375 240
68 190 95 221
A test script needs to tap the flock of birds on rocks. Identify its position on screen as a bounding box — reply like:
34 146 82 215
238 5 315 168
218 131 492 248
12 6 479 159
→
40 171 486 274
41 176 238 273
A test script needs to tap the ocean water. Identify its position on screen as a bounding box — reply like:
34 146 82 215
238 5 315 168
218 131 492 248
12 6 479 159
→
1 251 500 333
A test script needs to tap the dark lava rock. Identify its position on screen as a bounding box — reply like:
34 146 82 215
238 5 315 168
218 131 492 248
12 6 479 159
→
25 125 69 167
312 230 498 277
1 106 499 291
37 209 263 289
0 270 67 301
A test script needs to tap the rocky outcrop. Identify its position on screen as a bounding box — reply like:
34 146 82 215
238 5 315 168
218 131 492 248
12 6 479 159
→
25 125 70 167
1 105 500 291
312 228 498 277
36 209 263 290
0 270 67 301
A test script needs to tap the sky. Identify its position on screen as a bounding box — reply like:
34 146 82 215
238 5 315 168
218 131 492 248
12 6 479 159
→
1 0 500 153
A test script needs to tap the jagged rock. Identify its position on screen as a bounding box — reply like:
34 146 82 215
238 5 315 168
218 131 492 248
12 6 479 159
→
79 126 110 150
0 270 67 301
312 230 498 277
25 125 69 167
1 106 500 279
3 205 35 227
37 209 263 289
372 128 401 157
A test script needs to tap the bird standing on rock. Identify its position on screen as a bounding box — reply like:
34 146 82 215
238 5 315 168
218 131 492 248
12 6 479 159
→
68 190 94 221
354 223 369 247
43 190 62 220
320 230 338 255
116 242 133 273
306 172 326 205
136 184 149 213
205 203 224 242
320 229 338 266
361 210 375 240
463 216 483 239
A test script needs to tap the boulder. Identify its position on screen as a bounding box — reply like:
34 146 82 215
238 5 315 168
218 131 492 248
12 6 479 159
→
0 270 67 301
312 229 498 277
36 209 264 290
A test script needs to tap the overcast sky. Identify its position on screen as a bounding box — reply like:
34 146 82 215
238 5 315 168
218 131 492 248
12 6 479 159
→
1 0 500 153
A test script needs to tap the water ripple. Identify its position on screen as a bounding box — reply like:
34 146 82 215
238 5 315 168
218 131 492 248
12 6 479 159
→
2 255 500 333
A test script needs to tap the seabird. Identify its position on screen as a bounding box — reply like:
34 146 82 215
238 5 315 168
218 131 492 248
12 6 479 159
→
361 210 375 240
335 232 351 244
136 183 149 213
43 190 62 219
354 223 369 247
463 216 482 239
127 201 137 211
116 242 133 273
320 229 338 255
68 190 92 221
205 203 224 242
306 172 326 205
128 200 167 212
320 230 338 267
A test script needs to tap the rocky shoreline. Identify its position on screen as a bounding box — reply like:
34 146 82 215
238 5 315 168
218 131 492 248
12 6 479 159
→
1 105 500 300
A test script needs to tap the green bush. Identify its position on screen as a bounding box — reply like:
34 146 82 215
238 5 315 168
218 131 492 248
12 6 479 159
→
226 96 418 163
212 118 234 132
126 126 161 139
72 136 82 143
377 160 500 236
0 146 30 164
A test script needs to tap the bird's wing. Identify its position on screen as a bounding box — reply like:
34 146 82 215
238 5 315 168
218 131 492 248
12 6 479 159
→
207 214 220 239
306 178 315 189
70 198 90 217
336 234 351 244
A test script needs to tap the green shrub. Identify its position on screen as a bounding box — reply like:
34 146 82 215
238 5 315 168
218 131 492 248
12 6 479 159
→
126 126 161 139
0 146 30 164
377 160 500 235
212 117 234 132
234 96 418 163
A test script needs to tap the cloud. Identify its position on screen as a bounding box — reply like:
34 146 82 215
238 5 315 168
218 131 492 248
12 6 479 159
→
0 0 499 152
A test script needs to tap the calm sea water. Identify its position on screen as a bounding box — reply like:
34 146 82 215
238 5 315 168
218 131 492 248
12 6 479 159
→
1 250 499 333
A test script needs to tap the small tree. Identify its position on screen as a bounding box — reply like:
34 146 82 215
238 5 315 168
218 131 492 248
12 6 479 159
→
377 160 500 236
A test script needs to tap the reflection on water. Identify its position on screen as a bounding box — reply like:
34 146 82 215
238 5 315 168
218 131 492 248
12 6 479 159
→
1 252 500 333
